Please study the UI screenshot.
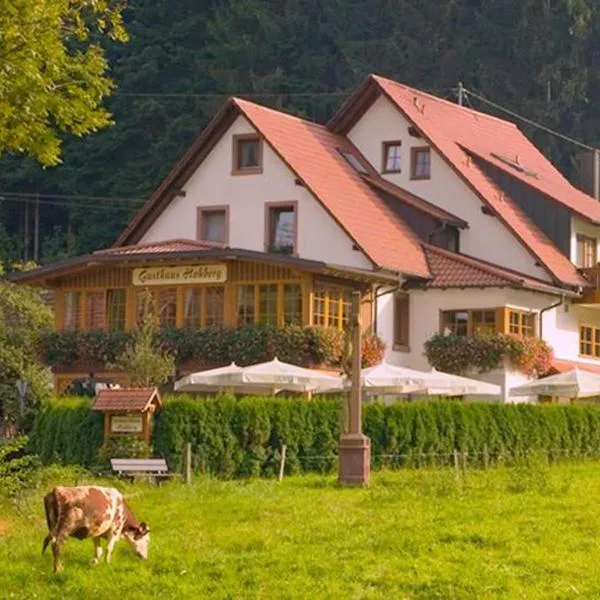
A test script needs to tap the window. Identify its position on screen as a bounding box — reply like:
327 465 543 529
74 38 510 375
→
237 285 256 325
232 134 262 174
312 283 354 330
576 234 597 268
183 286 225 328
508 310 535 337
382 141 402 174
85 291 105 330
198 207 228 245
266 203 297 254
156 288 177 328
259 284 278 325
63 291 82 330
205 287 225 327
580 325 600 358
338 149 368 174
106 289 126 332
411 146 431 180
283 283 302 325
441 309 496 336
394 293 409 350
136 288 176 328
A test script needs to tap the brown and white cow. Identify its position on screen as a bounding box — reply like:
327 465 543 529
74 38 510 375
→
42 486 150 572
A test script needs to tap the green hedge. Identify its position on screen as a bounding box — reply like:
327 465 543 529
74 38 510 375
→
29 398 104 467
30 397 600 476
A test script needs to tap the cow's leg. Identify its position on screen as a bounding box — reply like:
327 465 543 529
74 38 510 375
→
104 531 118 564
51 534 67 573
92 537 103 565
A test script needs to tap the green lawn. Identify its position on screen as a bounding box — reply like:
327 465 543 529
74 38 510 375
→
2 463 600 599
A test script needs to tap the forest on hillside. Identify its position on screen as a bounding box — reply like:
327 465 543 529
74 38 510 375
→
2 0 600 266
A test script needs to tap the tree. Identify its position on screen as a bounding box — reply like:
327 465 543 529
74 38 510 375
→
113 290 175 387
0 263 53 434
0 0 128 166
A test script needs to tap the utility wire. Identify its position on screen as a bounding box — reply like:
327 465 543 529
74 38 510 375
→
114 91 352 99
462 87 598 152
0 191 145 204
0 196 142 211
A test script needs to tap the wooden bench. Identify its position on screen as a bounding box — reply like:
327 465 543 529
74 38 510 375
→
110 458 180 484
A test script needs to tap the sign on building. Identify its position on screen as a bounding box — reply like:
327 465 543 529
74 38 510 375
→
110 415 143 433
132 264 227 286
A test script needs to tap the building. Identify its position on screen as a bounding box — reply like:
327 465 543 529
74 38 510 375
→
11 74 600 399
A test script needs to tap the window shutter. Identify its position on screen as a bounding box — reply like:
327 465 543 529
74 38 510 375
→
394 293 410 349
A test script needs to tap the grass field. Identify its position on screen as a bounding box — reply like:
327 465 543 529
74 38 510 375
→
2 462 600 599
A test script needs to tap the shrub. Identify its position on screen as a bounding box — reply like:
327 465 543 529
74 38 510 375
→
424 333 553 376
0 437 41 497
37 325 385 371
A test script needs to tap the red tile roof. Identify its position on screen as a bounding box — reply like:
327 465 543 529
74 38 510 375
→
416 245 578 296
332 75 586 287
548 359 600 376
91 388 161 412
95 239 218 256
233 98 429 277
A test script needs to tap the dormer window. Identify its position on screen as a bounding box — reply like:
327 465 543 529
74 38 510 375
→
382 141 402 173
232 134 262 175
576 234 597 268
411 146 431 180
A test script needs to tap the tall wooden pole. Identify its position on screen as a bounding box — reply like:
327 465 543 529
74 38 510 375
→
338 290 370 486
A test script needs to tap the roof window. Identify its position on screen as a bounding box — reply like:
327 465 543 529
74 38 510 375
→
337 149 368 174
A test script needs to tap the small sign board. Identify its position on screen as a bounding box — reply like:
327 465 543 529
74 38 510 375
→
132 264 227 286
111 415 143 433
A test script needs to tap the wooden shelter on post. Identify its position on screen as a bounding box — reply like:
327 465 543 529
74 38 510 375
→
91 387 161 444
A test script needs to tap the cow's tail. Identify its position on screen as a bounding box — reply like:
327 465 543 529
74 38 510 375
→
42 490 58 555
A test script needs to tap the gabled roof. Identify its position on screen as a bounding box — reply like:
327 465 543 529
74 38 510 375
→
92 388 161 412
329 74 587 288
115 97 430 278
409 244 580 297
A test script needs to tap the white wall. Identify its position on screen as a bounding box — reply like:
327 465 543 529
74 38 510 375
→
570 216 600 264
347 96 552 281
141 116 372 270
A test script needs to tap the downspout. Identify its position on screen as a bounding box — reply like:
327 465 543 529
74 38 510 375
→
538 293 565 340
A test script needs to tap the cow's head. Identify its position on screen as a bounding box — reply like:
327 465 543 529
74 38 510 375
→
123 522 150 559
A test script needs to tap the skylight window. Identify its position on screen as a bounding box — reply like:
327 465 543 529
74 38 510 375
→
337 149 368 174
490 152 537 178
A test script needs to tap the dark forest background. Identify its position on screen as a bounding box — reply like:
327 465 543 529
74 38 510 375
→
2 0 600 266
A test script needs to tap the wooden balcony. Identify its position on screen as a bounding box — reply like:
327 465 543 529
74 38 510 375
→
575 266 600 305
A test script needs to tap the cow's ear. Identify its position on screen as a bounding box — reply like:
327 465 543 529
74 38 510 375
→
138 522 149 535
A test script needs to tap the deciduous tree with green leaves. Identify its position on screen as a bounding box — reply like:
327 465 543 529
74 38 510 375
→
0 263 53 433
0 0 128 166
112 290 175 387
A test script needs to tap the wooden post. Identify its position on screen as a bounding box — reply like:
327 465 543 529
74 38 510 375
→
453 449 460 481
185 442 192 485
338 290 371 486
483 444 489 469
278 445 287 482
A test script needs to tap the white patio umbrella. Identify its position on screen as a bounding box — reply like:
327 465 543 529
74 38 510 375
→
237 357 344 393
175 358 344 395
345 362 434 395
174 362 243 392
417 368 502 397
509 368 600 398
